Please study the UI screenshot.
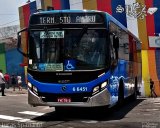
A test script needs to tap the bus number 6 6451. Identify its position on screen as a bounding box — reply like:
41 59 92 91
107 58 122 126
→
72 87 87 92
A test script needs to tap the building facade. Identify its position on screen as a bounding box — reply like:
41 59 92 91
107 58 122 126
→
0 25 25 85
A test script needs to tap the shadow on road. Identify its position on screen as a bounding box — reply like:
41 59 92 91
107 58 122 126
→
32 98 145 123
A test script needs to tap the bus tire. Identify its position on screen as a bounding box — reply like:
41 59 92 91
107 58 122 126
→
131 77 137 100
118 79 124 107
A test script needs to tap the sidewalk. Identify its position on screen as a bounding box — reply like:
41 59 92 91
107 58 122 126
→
5 87 28 94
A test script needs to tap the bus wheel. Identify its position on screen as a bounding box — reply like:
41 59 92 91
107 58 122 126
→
131 77 137 100
118 79 124 107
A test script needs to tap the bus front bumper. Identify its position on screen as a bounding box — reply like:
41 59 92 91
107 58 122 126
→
28 89 111 107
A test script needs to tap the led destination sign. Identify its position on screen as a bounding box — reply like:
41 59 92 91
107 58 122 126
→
40 16 96 24
30 13 104 25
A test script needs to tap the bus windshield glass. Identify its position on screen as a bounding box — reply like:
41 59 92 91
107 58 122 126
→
28 28 109 71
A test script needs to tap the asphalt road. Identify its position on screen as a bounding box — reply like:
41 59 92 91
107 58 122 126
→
0 89 160 128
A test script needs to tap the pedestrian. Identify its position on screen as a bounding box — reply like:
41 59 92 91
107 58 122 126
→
0 70 6 96
4 72 10 89
17 75 22 91
150 78 157 98
11 74 17 91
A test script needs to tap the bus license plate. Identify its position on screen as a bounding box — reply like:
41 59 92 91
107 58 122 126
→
57 98 71 103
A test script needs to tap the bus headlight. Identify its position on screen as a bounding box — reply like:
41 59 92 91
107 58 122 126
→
101 82 107 89
28 82 32 89
33 86 38 94
28 82 38 95
92 81 108 95
93 86 100 95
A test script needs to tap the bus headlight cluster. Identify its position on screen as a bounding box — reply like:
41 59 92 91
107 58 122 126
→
27 82 38 95
92 81 108 95
28 82 32 89
33 86 38 95
93 86 99 95
101 82 107 89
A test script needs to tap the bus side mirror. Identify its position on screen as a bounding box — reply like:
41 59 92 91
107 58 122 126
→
17 28 28 57
113 35 119 49
17 35 21 48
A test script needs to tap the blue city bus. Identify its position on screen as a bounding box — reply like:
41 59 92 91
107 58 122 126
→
17 10 142 111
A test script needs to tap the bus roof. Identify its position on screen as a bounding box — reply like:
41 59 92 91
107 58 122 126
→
35 9 100 14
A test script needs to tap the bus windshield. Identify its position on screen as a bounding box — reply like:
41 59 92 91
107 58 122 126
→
28 28 109 71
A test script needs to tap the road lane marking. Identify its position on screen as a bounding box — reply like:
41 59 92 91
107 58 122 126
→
0 125 15 128
81 120 98 123
18 111 44 116
154 103 160 105
146 108 159 111
42 107 51 110
0 115 34 122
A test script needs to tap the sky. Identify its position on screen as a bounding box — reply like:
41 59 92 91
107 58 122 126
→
0 0 34 28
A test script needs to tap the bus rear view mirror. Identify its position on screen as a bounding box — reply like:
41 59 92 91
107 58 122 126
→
17 35 21 48
17 28 28 57
113 35 119 49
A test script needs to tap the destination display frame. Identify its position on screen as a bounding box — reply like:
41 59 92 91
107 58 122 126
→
29 12 105 25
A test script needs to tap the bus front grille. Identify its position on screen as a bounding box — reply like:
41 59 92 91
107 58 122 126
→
38 92 92 102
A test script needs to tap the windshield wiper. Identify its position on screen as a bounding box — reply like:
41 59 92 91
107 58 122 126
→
43 27 50 39
74 25 88 48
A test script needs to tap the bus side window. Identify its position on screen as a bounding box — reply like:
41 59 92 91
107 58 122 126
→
110 34 117 67
30 32 40 61
113 34 119 60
